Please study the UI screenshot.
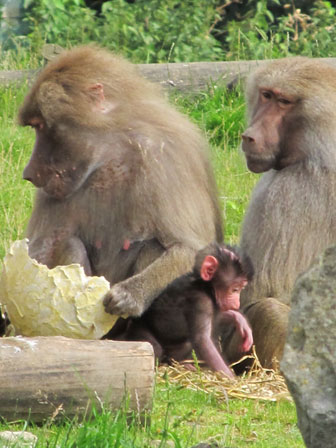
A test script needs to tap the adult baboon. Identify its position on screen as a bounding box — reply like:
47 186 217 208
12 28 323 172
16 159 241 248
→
225 57 336 367
19 45 223 320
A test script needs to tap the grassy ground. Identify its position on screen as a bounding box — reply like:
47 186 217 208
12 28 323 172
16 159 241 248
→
0 80 304 446
0 83 35 259
0 374 303 447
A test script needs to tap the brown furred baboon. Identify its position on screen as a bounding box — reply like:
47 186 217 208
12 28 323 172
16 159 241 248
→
19 45 223 319
223 57 336 368
116 243 254 378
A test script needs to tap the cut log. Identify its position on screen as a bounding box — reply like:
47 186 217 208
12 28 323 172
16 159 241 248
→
0 336 154 422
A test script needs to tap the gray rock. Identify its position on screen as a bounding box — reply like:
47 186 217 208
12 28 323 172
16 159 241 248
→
0 431 37 447
190 444 221 448
281 246 336 448
151 440 175 448
190 443 234 448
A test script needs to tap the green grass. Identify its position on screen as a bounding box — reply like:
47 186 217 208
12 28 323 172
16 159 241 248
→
0 379 303 447
0 82 35 259
0 44 43 70
0 81 303 446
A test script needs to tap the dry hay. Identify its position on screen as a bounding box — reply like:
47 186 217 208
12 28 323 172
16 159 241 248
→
157 347 291 402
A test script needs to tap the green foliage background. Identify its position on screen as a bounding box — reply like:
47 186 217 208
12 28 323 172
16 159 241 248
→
1 0 336 64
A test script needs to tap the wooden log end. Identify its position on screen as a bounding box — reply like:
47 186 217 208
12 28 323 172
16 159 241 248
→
0 336 154 422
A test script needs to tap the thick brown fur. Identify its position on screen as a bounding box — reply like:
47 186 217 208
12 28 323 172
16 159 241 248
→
19 45 223 317
241 57 336 304
224 57 336 368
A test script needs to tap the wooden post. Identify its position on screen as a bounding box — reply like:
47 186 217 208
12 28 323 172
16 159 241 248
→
0 336 154 422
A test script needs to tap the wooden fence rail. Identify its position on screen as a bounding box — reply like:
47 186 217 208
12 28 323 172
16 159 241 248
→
0 60 263 91
2 46 336 92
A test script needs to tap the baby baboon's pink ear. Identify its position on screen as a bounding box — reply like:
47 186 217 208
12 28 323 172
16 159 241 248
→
200 255 218 281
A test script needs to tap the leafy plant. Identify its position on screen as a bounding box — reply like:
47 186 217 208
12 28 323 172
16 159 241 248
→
100 0 223 63
223 0 336 60
22 0 224 63
3 0 336 63
224 0 289 60
23 0 98 50
277 1 336 57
